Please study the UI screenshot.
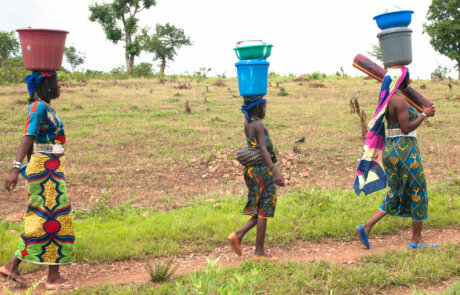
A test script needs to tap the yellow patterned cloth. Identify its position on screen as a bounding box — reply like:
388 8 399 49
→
15 152 75 264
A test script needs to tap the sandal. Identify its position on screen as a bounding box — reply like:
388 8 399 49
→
355 225 370 249
46 280 77 291
0 270 28 287
409 242 438 249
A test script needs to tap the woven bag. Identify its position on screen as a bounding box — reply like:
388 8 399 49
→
236 146 263 167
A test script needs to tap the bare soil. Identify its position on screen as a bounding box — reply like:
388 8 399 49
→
1 228 458 294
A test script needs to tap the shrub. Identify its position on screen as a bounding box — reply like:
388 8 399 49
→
146 259 177 283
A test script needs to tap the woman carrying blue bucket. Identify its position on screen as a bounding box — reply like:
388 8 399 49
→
227 95 285 260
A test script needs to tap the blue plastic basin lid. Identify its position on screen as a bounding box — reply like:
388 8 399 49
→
235 59 270 66
373 10 414 20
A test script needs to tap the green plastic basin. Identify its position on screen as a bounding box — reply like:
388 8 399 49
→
234 44 273 60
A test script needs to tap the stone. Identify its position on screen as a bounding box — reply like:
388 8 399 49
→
5 213 22 223
8 230 19 236
301 171 310 178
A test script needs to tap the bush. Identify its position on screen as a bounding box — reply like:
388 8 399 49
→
146 259 177 283
307 71 326 80
132 62 154 78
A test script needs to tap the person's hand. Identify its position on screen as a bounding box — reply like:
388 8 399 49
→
5 169 20 192
423 105 436 117
273 170 285 186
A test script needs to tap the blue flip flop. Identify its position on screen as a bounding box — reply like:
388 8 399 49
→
409 242 439 249
355 225 370 249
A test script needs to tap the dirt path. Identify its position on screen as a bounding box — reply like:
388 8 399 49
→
1 228 459 294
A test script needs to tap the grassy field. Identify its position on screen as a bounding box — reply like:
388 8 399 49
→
0 76 459 294
0 76 459 213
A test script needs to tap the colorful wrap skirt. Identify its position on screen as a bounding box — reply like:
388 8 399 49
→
379 136 428 222
15 152 75 264
243 164 277 218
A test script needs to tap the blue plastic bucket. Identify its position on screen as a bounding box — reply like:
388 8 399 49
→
235 59 269 96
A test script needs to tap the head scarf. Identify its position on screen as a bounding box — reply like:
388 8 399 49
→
24 71 57 95
241 95 266 120
354 67 407 196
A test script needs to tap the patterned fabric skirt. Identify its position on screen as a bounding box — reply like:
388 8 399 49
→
379 137 428 222
15 152 75 264
243 164 277 218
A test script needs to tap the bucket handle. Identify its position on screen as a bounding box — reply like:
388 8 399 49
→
235 40 265 47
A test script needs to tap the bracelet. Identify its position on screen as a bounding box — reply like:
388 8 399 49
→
12 160 21 169
421 113 427 120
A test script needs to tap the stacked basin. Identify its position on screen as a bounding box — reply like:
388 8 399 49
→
234 40 273 96
373 7 413 68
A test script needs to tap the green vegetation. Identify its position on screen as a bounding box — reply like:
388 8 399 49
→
1 187 458 265
145 258 177 283
88 0 157 72
69 244 460 294
423 0 460 80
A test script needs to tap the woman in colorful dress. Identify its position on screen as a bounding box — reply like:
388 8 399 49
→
227 96 285 260
1 72 76 290
354 67 437 249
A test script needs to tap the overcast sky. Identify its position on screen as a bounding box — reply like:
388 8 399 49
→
0 0 457 79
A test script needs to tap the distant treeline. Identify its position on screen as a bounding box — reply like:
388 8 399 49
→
0 56 345 84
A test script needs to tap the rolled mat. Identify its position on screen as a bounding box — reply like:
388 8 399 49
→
353 54 433 112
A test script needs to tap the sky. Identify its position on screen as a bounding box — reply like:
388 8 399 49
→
0 0 457 79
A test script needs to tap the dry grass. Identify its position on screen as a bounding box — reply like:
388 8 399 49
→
0 77 458 214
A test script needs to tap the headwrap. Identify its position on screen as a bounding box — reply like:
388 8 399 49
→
241 95 266 120
24 71 57 95
354 67 407 196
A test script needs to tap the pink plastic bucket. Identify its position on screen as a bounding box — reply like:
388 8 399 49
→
16 28 68 71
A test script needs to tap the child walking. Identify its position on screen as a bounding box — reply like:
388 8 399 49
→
227 95 285 260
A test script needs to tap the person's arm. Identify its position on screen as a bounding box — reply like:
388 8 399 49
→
254 122 285 186
394 96 436 134
5 135 35 192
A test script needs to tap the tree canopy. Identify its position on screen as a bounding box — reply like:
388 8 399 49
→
423 0 460 79
140 23 192 75
0 31 20 70
89 0 156 73
366 43 384 65
64 46 86 72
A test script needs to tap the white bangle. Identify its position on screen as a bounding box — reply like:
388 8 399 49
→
421 113 427 119
12 160 21 169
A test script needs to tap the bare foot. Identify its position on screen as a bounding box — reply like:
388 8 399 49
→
0 266 28 286
46 279 77 290
227 232 242 256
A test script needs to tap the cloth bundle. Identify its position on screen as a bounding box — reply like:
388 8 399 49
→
354 67 407 196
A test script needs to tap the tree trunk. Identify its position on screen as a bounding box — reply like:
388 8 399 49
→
125 32 134 73
126 54 134 73
159 57 166 75
458 61 460 80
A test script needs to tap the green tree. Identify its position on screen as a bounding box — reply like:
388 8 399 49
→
0 31 20 70
366 43 384 65
423 0 460 79
64 45 86 72
140 23 192 75
89 0 156 73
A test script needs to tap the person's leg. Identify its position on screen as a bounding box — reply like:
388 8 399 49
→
254 217 269 257
411 221 422 244
236 216 257 242
0 255 27 285
46 265 76 289
363 209 387 235
0 255 22 276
